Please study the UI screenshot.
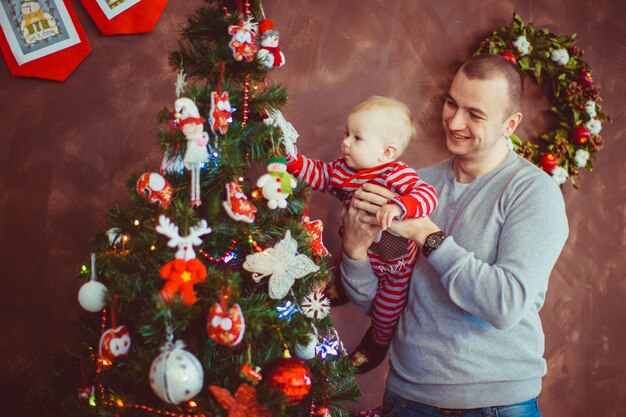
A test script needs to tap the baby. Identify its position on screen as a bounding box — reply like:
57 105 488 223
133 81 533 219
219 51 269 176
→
286 96 438 373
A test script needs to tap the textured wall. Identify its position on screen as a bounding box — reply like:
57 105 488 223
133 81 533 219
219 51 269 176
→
0 1 624 416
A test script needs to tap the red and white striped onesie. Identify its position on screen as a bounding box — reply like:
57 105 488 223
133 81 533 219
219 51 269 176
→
287 153 438 345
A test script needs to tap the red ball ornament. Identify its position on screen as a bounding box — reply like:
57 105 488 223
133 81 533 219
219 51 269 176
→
538 153 558 173
579 68 594 87
266 357 312 405
498 51 517 65
572 125 591 145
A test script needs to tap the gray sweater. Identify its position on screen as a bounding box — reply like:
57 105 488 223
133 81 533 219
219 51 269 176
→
341 151 569 408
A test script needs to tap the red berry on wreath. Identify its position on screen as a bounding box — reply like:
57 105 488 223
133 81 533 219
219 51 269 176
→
539 153 558 173
572 125 591 145
266 357 312 405
499 51 517 65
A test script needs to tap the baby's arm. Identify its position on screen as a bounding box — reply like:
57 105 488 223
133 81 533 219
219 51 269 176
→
286 153 338 193
376 203 402 231
387 167 438 220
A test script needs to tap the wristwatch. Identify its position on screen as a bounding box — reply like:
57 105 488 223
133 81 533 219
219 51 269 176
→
422 231 447 258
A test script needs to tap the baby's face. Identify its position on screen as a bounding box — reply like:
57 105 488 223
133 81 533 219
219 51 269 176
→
342 109 390 170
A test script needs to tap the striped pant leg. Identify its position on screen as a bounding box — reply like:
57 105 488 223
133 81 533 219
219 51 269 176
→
367 242 418 346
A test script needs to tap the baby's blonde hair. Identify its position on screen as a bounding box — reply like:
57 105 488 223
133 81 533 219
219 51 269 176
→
350 96 416 155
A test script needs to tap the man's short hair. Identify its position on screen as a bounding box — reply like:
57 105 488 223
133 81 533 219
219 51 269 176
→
460 54 524 117
351 96 416 154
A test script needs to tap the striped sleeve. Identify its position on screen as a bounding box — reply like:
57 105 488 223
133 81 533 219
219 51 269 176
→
387 166 438 219
286 153 336 193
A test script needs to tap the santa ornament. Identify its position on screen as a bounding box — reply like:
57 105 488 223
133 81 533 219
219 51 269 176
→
256 152 297 210
223 181 257 223
301 216 329 257
206 288 246 346
0 0 91 81
174 97 209 206
136 172 173 208
256 19 285 69
155 215 211 305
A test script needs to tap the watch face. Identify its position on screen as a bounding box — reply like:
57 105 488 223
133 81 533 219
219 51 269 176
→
423 231 447 257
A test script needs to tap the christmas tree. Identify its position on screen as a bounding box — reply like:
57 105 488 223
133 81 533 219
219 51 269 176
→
36 1 359 416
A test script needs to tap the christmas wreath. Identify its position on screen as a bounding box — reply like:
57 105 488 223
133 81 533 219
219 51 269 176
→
475 13 610 188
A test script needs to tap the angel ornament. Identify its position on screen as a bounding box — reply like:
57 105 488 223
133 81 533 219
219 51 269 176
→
243 230 319 299
174 97 209 206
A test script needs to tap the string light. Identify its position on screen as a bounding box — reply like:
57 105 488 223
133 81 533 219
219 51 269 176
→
248 235 263 252
199 240 237 263
133 219 140 226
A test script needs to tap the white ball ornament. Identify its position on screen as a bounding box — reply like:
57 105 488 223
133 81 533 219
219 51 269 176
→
294 332 318 360
78 254 107 312
78 281 107 312
149 340 204 405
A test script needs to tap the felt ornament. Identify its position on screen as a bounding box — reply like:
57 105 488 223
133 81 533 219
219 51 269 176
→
301 216 329 257
0 0 90 81
256 152 297 210
222 181 257 223
156 215 211 305
300 291 330 320
149 340 203 405
174 97 209 206
227 17 257 62
243 230 319 299
206 288 245 346
78 0 168 36
209 383 270 417
136 172 173 208
209 91 233 135
98 295 131 361
257 19 285 69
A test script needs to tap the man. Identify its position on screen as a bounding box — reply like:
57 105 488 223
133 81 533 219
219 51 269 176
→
339 54 569 417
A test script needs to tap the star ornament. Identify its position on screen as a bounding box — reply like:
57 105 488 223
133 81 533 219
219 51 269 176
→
209 383 270 417
301 216 329 257
243 230 320 299
315 338 339 359
300 291 330 320
276 300 299 321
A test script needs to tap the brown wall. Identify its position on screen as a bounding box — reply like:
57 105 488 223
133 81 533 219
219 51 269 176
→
1 1 624 416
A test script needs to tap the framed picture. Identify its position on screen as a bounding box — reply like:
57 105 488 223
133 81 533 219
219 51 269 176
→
0 0 80 64
95 0 142 20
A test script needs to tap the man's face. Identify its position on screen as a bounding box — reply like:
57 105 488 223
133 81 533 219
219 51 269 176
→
441 71 514 161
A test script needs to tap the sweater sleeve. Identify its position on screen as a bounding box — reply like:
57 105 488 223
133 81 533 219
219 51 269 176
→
387 168 438 219
339 255 378 316
286 152 336 193
429 174 568 330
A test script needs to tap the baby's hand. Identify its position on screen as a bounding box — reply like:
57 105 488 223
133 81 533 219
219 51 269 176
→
376 204 402 231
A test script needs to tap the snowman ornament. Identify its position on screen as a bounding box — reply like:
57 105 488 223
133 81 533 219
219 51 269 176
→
257 19 285 69
256 153 296 209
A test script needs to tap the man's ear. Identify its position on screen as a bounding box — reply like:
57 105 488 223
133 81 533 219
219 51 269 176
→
502 112 523 138
380 144 398 162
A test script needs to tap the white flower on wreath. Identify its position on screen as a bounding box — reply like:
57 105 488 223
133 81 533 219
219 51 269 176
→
585 118 602 135
573 149 590 168
584 100 597 118
551 165 569 185
550 48 570 66
513 36 531 55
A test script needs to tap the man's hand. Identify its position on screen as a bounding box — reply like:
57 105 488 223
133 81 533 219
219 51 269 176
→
389 216 441 247
376 204 402 231
341 199 380 261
